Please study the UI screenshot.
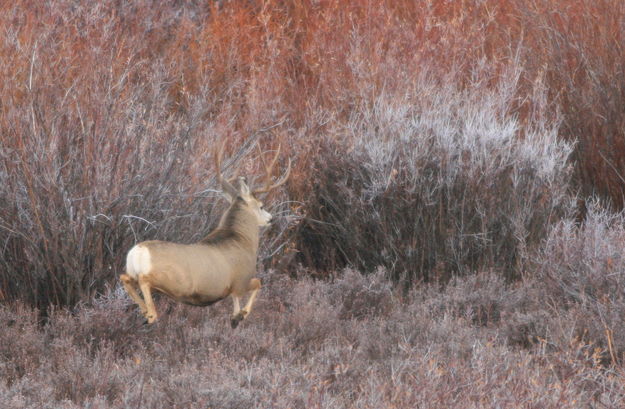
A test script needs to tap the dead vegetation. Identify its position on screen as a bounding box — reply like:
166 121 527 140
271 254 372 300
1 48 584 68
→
1 268 624 408
1 1 625 407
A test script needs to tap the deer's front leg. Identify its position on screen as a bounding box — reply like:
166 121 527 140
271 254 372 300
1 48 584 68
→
231 294 242 328
230 278 261 328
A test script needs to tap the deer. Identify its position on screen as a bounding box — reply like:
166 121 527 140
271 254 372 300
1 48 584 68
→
119 143 290 328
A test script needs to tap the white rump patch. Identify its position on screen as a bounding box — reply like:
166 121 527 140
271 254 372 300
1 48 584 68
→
126 245 152 280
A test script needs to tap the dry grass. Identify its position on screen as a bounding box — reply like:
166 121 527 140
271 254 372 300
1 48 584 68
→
1 269 624 408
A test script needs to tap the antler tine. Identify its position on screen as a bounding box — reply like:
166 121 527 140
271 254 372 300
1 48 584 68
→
255 143 268 180
266 144 281 177
254 144 291 195
261 144 281 189
215 141 239 198
254 144 277 193
268 157 291 190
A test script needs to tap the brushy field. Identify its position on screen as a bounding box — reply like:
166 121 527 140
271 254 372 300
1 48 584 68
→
1 264 624 408
1 1 625 407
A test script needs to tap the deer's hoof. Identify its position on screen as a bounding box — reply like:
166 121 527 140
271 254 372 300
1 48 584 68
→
230 311 247 328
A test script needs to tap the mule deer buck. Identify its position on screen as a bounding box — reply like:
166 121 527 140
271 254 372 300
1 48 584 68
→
120 143 290 327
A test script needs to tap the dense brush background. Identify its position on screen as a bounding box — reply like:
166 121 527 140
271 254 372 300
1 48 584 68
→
1 0 624 407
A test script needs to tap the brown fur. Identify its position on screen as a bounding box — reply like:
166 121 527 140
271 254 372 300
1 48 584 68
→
122 192 264 325
121 144 288 326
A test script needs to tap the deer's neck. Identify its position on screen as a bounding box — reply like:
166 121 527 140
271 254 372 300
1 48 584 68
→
202 198 260 252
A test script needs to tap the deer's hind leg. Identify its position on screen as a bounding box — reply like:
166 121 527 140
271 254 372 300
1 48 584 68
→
231 278 261 328
120 274 147 317
138 275 158 324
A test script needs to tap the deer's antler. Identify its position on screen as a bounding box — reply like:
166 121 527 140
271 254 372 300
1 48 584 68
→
215 141 240 198
253 144 291 195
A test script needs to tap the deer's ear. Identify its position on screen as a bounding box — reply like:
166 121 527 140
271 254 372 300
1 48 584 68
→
238 176 251 197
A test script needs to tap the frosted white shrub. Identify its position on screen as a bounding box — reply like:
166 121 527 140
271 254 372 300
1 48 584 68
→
317 65 574 279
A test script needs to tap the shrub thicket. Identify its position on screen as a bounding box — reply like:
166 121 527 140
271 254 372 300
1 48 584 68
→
531 201 625 363
0 0 623 310
2 2 624 406
296 72 573 280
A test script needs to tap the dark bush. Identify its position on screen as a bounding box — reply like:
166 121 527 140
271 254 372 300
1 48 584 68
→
296 79 573 281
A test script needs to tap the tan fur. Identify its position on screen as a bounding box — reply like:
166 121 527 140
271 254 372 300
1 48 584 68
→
121 144 288 327
122 197 267 326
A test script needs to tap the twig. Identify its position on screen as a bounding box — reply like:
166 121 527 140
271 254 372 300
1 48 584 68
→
605 327 617 366
599 150 625 185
